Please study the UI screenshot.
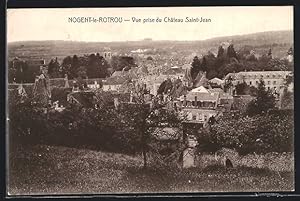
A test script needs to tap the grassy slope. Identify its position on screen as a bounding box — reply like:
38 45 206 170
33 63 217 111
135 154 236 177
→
8 145 294 195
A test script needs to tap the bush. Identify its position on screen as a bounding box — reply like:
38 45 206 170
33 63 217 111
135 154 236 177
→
210 112 294 155
8 91 138 154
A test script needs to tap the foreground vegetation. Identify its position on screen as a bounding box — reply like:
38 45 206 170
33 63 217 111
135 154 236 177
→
8 145 294 195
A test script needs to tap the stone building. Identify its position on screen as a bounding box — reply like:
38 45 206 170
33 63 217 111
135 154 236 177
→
176 86 221 125
225 71 292 93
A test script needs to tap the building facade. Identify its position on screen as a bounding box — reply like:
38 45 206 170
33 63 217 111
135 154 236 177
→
225 71 292 93
176 86 221 125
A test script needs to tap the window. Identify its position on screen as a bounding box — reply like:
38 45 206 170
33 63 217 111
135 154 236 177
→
249 81 252 85
192 114 197 120
267 87 270 90
256 81 259 84
267 81 271 85
273 81 276 85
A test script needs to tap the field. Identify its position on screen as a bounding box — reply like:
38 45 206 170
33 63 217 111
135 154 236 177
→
8 144 294 195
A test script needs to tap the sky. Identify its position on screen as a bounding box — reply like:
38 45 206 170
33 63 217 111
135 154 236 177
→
7 6 293 43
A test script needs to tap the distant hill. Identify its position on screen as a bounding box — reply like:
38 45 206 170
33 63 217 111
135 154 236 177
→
8 30 293 63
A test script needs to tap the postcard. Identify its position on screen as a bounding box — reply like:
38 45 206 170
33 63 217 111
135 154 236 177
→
7 6 294 195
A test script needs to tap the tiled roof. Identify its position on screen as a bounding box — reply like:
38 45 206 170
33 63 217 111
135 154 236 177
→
207 88 232 99
111 71 124 77
8 83 34 97
103 76 127 85
49 78 65 88
68 91 96 108
209 77 224 84
208 88 224 94
51 87 72 106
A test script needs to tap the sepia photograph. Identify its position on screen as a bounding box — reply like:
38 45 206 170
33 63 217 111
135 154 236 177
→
6 6 294 195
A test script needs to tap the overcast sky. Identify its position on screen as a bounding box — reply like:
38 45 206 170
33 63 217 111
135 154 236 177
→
7 6 293 43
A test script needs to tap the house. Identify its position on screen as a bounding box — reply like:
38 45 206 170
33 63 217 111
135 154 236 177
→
177 86 220 125
67 91 98 108
209 77 224 87
208 88 233 111
87 81 100 89
224 71 292 93
162 66 185 80
102 76 127 92
193 71 209 88
85 78 103 89
51 87 72 107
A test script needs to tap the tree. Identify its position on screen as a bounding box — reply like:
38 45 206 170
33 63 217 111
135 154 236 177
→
210 111 294 154
266 58 289 71
110 56 136 71
235 82 257 96
76 66 87 79
118 85 183 168
48 58 61 78
191 56 202 80
217 45 225 58
9 59 31 83
61 56 72 77
201 56 207 72
246 79 276 116
267 48 272 58
70 55 80 79
281 72 294 109
95 53 110 78
227 44 238 59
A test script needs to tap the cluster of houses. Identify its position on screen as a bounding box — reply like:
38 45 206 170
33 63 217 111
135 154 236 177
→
8 53 294 168
99 66 293 125
9 58 293 125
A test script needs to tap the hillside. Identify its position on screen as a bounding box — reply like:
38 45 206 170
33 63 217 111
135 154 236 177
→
9 144 293 194
8 30 293 63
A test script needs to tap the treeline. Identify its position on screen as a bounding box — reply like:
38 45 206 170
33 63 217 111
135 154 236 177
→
8 54 137 83
190 46 294 80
